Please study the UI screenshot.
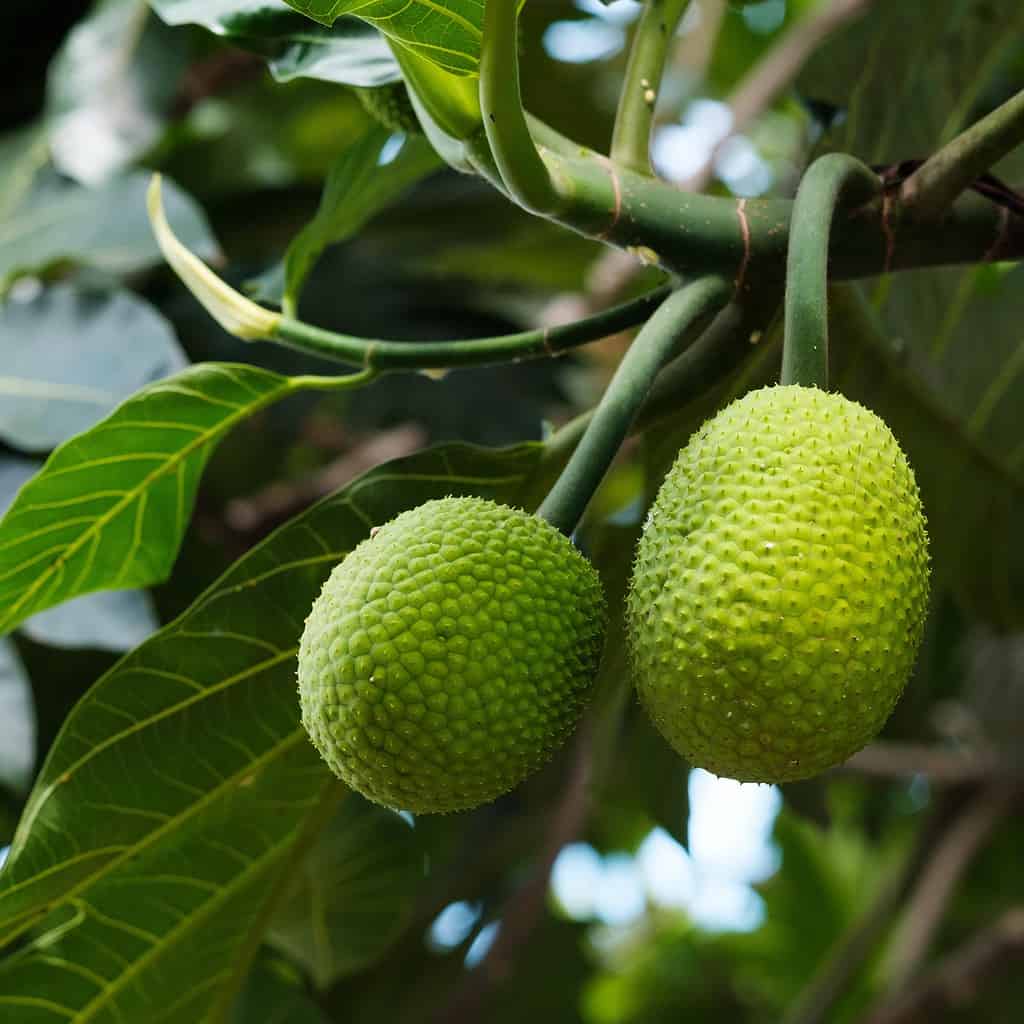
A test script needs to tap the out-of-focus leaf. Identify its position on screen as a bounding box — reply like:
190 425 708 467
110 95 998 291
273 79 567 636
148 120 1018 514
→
0 440 542 1022
0 284 187 452
149 0 402 86
0 364 315 636
269 796 423 988
0 639 34 794
47 0 189 185
284 127 441 311
21 590 160 653
0 170 218 293
282 0 484 75
796 1 1024 626
233 954 331 1024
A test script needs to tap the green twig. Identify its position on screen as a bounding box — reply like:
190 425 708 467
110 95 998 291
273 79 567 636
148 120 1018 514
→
273 287 670 370
611 0 691 175
901 86 1024 221
537 276 731 535
479 0 562 215
781 154 880 388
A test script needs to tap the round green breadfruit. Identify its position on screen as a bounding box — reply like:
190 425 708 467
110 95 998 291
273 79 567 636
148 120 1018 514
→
298 497 606 813
626 385 930 783
355 82 421 135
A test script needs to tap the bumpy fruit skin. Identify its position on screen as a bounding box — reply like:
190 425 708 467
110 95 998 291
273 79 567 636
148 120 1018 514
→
626 385 930 783
355 82 421 135
298 497 606 813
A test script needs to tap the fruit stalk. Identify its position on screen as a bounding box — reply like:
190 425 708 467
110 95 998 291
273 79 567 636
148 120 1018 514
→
611 0 693 175
479 0 562 215
537 275 731 535
781 153 880 388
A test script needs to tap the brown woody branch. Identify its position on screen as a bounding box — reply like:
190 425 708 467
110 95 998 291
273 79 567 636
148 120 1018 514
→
864 907 1024 1024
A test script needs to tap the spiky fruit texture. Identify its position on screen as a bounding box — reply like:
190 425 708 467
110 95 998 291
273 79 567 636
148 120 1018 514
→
298 497 606 813
627 386 930 783
355 82 421 135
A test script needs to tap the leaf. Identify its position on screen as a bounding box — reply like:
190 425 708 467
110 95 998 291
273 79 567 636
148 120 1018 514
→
282 0 485 75
0 363 306 637
232 954 331 1024
0 284 188 453
0 440 542 1022
0 170 218 294
268 796 423 988
47 0 190 185
795 0 1024 626
284 127 441 312
148 0 402 87
20 590 160 653
0 639 34 794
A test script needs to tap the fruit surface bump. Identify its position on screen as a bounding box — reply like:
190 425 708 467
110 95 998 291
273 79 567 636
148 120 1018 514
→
626 385 930 783
298 497 606 813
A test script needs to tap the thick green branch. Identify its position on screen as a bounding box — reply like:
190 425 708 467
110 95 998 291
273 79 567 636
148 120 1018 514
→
611 0 691 175
479 0 561 215
537 276 731 535
902 86 1024 221
538 145 1024 285
271 287 671 370
782 153 880 388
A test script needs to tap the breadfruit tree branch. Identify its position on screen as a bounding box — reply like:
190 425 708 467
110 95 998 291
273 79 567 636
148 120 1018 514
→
611 0 692 174
537 275 731 535
781 153 880 388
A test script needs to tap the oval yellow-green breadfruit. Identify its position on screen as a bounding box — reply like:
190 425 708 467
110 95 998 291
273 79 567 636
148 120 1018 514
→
626 385 930 783
355 82 421 135
298 497 606 813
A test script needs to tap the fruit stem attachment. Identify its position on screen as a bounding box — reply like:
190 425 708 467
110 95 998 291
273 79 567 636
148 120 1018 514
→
537 275 731 536
480 0 562 215
901 85 1024 221
781 153 880 389
611 0 692 175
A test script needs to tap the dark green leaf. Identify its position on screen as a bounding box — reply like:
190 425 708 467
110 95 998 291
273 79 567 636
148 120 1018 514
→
284 127 441 311
0 170 217 293
149 1 402 87
269 796 423 987
233 954 331 1024
282 0 484 74
0 440 542 1021
0 284 187 453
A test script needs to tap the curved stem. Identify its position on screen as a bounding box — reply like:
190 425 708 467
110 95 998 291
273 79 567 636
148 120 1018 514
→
611 0 691 175
902 86 1024 221
537 276 731 535
480 0 562 215
781 153 880 388
273 287 671 370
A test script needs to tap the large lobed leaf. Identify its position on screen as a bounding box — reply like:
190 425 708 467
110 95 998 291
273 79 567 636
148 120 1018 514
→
0 440 543 1022
797 0 1024 624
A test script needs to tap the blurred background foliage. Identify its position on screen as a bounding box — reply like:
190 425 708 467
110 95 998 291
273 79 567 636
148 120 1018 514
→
1 1 1023 1022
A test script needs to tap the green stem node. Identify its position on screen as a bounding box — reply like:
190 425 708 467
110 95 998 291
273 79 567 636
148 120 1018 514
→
781 154 880 389
274 287 671 371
